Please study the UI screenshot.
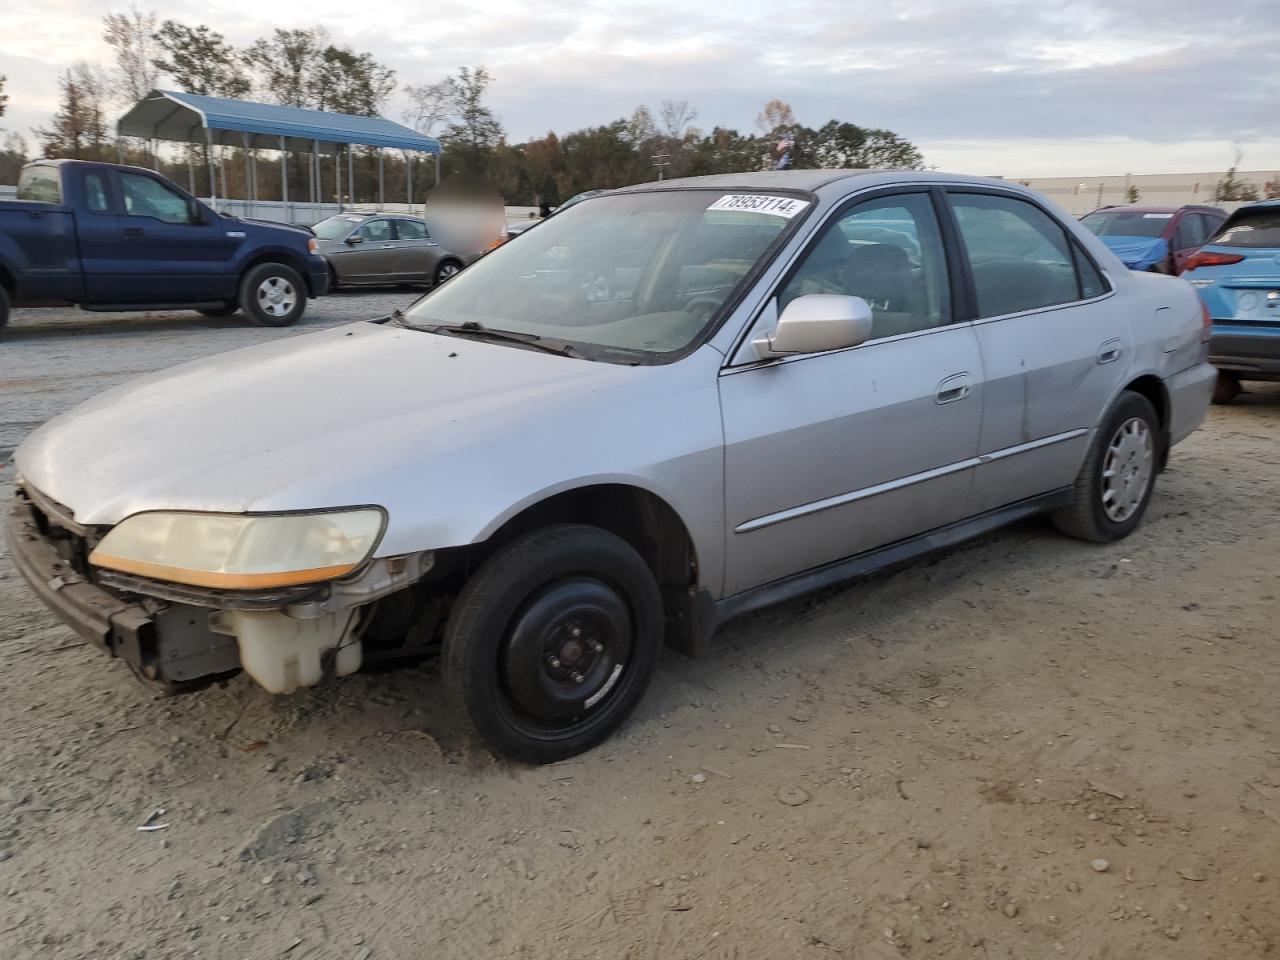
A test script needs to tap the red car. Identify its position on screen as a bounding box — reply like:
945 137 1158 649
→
1081 204 1227 275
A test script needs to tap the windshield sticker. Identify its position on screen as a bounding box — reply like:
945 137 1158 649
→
707 194 810 218
1142 213 1174 219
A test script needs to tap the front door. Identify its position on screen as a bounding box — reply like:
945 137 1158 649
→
720 191 984 597
335 218 397 283
113 169 241 302
944 190 1130 514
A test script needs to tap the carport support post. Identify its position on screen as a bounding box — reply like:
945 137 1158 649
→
406 152 413 214
347 145 355 210
242 133 254 212
205 127 217 205
279 136 290 222
219 146 228 209
187 150 195 195
377 150 384 211
310 139 319 209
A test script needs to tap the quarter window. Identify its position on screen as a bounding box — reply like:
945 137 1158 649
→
950 194 1081 318
84 173 110 213
119 173 191 224
396 220 429 240
779 193 951 341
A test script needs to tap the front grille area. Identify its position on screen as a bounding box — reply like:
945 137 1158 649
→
17 485 99 582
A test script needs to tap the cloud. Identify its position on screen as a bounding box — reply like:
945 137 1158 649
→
1 0 1276 175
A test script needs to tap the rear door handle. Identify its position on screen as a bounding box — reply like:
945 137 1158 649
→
122 227 144 238
1097 338 1122 364
935 372 973 404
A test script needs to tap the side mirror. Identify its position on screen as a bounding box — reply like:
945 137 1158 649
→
346 234 364 246
752 294 873 359
187 199 207 225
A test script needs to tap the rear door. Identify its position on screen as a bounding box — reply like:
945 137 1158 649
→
113 169 241 301
69 166 127 300
720 189 985 596
946 190 1128 514
389 218 440 282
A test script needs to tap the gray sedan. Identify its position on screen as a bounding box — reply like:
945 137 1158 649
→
312 214 471 288
9 170 1216 764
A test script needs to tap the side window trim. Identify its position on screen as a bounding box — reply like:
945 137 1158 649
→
80 168 119 215
942 187 1114 323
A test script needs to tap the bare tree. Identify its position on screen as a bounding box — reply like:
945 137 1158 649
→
36 63 112 160
102 5 161 103
658 98 697 140
403 79 456 137
755 98 796 136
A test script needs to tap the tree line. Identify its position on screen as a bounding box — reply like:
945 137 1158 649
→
7 6 926 204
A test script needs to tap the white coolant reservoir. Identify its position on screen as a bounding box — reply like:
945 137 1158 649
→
219 610 362 694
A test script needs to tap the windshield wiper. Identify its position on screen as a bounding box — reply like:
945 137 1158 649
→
414 320 581 358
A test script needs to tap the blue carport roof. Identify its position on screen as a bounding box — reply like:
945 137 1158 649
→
117 90 441 154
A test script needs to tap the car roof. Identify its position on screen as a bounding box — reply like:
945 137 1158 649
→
611 169 1053 198
1088 204 1223 215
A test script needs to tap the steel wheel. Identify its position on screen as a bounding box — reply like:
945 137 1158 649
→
1101 416 1153 523
256 276 297 318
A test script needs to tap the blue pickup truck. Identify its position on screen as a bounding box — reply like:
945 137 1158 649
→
0 159 329 331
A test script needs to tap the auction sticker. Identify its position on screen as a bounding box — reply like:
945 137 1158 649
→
708 194 810 218
1142 213 1174 219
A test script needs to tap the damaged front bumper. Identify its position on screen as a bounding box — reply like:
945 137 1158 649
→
7 487 432 692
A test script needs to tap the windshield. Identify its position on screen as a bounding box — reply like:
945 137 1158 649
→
402 190 809 362
1080 211 1171 239
312 215 365 240
1211 208 1280 248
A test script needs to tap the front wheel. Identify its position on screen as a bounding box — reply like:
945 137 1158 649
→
1052 391 1160 543
241 263 306 327
442 524 663 763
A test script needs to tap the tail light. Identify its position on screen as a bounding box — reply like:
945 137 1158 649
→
1184 251 1245 272
1200 301 1213 342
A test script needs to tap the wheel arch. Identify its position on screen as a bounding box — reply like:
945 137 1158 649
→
239 249 311 295
1121 373 1171 468
475 482 710 657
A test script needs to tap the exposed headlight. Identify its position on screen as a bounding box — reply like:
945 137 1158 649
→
89 509 386 589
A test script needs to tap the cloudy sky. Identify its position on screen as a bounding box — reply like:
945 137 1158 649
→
2 0 1276 176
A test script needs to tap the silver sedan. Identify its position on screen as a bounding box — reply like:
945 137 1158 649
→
312 214 472 288
10 170 1216 763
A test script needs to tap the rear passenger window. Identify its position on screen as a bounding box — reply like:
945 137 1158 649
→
1071 243 1108 299
396 220 428 240
950 193 1083 318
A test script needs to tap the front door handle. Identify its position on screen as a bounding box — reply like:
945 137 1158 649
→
1097 338 1122 364
122 227 144 238
935 372 972 404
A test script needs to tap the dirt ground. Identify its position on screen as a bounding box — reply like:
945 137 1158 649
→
1 309 1278 959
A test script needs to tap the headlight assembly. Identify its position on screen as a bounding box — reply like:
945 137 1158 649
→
89 508 386 589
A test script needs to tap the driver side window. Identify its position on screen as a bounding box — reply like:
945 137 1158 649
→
779 193 951 341
355 220 392 242
119 172 191 224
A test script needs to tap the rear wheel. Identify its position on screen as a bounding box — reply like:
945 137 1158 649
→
1052 391 1160 543
0 285 9 332
241 263 306 327
442 524 662 763
1212 372 1242 405
434 259 462 286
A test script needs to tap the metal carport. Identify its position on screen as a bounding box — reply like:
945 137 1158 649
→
117 89 442 222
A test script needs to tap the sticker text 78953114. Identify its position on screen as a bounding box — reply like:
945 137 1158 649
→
707 194 811 219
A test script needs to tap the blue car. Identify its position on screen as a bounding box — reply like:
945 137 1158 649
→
1182 200 1280 403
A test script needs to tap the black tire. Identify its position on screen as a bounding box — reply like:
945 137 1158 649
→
197 303 239 318
240 262 306 327
433 259 462 286
0 284 9 333
1052 391 1161 543
1212 372 1242 405
442 524 663 764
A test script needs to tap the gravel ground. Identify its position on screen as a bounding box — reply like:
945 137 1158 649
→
0 309 1278 959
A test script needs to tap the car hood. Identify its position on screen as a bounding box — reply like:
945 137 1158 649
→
15 323 722 556
1099 235 1169 269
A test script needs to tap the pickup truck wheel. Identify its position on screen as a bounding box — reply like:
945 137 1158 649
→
241 263 305 327
1212 372 1242 405
442 524 662 763
197 303 239 318
1052 391 1160 543
0 285 9 332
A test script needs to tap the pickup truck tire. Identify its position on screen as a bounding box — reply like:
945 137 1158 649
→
1052 390 1160 543
0 285 8 332
241 262 305 327
197 303 239 318
442 523 662 763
